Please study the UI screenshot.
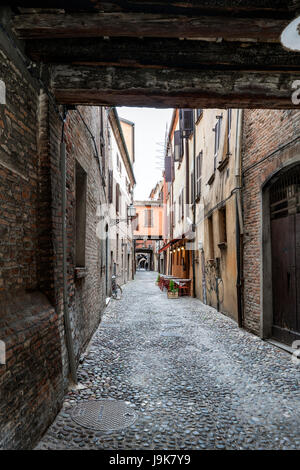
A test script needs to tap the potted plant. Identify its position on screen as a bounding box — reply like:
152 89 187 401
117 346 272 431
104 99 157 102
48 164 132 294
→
156 274 161 286
167 279 179 299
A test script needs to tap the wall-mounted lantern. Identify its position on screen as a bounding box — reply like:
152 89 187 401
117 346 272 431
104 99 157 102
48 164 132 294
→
127 204 136 219
112 204 136 226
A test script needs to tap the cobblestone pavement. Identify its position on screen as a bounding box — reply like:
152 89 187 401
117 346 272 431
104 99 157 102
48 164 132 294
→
36 271 300 450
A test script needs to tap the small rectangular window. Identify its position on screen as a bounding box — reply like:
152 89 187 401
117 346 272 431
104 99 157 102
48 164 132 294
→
108 169 113 203
75 161 87 267
165 155 172 182
144 208 153 227
116 182 120 213
135 213 139 231
218 206 227 244
207 215 214 260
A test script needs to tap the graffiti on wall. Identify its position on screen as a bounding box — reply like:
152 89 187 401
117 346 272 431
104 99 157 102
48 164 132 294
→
204 259 224 310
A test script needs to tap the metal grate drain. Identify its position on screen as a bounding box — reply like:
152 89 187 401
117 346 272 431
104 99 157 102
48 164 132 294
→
71 399 138 431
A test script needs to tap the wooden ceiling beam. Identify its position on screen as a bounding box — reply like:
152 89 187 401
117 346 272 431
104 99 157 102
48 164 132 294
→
13 12 289 41
10 1 292 16
25 38 300 71
86 0 296 16
25 37 300 73
51 64 300 109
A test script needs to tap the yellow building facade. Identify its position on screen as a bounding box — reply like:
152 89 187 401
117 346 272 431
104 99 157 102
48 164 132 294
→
164 108 242 322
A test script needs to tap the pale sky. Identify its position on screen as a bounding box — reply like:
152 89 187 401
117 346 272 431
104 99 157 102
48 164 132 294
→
117 107 173 200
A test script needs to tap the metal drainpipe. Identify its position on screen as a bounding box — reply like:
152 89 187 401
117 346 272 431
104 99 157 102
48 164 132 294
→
185 136 191 278
61 112 77 384
192 110 196 298
235 109 244 328
169 172 173 275
216 276 220 312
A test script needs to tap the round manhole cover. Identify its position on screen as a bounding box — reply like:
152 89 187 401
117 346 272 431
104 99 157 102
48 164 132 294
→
71 400 138 431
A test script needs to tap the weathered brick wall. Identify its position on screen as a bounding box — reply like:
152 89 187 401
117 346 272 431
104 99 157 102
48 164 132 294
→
49 106 107 366
0 29 64 449
242 109 300 335
0 15 107 448
0 291 63 449
0 54 38 292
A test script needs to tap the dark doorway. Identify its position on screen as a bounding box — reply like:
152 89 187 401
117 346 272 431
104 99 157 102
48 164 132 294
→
270 165 300 344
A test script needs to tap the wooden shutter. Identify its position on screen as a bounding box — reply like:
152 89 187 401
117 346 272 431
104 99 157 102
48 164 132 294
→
144 208 153 227
108 170 113 203
180 109 193 137
149 209 153 227
174 130 183 162
171 153 175 181
217 117 222 152
116 182 119 213
227 109 232 156
196 151 203 200
213 124 217 171
165 155 172 182
173 201 176 227
218 206 227 243
213 117 222 171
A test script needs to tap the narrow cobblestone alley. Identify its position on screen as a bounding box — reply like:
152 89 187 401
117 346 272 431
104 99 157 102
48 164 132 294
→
36 271 299 450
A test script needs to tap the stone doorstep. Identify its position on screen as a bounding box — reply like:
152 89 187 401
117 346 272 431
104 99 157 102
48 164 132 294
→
266 339 295 356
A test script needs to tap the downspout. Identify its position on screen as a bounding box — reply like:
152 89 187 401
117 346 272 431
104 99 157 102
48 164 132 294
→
169 159 174 276
61 110 77 384
216 276 220 312
185 137 190 205
185 136 191 278
235 109 244 328
192 110 196 298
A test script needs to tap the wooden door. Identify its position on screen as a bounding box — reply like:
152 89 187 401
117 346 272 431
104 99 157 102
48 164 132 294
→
270 166 300 344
